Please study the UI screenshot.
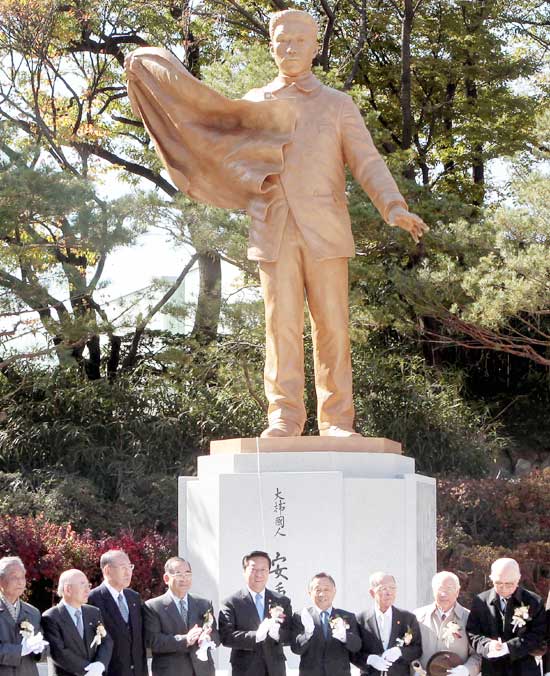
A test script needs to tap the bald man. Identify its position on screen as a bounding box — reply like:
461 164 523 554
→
42 569 113 676
414 571 480 676
466 558 545 676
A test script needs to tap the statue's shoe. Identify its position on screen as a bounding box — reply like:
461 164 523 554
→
260 422 302 438
319 426 361 437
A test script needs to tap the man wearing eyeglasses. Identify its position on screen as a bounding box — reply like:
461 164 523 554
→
42 569 113 676
352 571 421 676
144 557 219 676
88 550 147 676
467 558 546 676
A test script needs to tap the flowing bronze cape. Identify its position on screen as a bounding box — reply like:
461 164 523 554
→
125 47 295 217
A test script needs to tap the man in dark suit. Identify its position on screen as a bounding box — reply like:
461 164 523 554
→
144 556 219 676
466 558 546 676
42 568 113 676
352 571 422 676
88 549 147 676
218 550 292 676
291 571 361 675
0 556 47 676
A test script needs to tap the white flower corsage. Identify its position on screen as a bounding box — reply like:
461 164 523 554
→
329 615 350 631
510 604 530 632
90 623 106 648
19 620 35 639
396 626 413 647
269 605 286 623
441 620 462 647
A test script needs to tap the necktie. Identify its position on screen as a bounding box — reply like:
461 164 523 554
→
118 593 129 623
75 609 84 638
179 597 188 624
255 593 264 620
321 610 329 638
500 598 507 614
441 613 447 622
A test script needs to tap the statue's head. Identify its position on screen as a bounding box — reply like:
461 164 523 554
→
269 10 319 78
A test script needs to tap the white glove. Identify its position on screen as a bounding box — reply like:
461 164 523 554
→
447 666 469 676
196 637 215 661
300 608 315 637
268 621 281 641
26 632 48 655
367 654 392 672
20 638 33 657
332 622 347 643
84 662 105 675
255 618 274 643
383 647 402 663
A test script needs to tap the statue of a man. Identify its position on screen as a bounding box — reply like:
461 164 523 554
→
126 9 428 439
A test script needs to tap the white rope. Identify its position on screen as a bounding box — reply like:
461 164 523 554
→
255 435 268 551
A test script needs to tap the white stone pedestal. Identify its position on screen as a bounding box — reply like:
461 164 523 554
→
178 444 436 671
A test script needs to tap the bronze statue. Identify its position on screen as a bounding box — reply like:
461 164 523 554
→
126 9 428 439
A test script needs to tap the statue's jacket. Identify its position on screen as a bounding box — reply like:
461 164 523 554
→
125 48 407 263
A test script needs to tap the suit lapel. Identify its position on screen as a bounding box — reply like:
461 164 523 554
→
59 604 87 657
101 584 129 633
126 589 140 631
240 588 261 626
0 599 17 627
388 607 401 648
162 592 187 633
187 594 198 628
367 610 383 646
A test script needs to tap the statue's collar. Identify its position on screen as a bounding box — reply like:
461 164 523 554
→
267 72 322 93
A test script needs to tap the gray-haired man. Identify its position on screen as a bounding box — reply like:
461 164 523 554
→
0 556 47 676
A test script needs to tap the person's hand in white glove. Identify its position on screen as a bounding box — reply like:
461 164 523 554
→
268 621 281 641
196 634 216 662
84 662 105 675
300 608 315 638
255 618 274 643
367 654 392 672
447 665 469 676
332 622 347 643
26 632 48 654
383 647 402 663
20 638 33 657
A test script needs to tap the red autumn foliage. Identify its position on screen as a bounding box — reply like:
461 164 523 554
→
0 515 177 611
437 470 550 605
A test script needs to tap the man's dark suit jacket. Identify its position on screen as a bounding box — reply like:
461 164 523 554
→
42 602 113 676
144 591 219 676
218 587 292 676
291 605 361 676
352 605 422 676
88 583 147 676
0 598 43 676
466 586 546 676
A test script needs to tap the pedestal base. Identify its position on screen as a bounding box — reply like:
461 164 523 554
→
178 440 436 670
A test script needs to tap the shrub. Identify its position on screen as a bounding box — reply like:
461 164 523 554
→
0 515 176 610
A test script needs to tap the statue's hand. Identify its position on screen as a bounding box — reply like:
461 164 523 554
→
388 206 429 244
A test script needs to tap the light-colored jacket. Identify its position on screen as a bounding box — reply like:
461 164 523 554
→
243 73 407 262
414 602 481 676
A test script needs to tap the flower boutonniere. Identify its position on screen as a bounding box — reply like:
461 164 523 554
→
90 623 106 648
269 605 286 623
329 615 350 632
19 620 35 639
440 620 462 647
396 625 413 647
202 609 214 629
511 605 530 632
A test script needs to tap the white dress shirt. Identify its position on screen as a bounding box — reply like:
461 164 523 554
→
376 604 393 649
